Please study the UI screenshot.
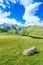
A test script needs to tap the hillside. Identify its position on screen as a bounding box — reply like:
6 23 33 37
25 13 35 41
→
0 28 6 32
21 26 43 38
0 25 43 39
0 33 43 65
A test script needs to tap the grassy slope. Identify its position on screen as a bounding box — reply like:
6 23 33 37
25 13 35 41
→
21 26 43 38
0 33 43 65
0 28 6 32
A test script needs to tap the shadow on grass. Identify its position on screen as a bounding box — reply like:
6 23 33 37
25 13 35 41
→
28 35 43 39
21 34 43 39
34 51 40 54
31 51 40 56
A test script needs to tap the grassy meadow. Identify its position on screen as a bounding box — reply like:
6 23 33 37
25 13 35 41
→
0 32 43 65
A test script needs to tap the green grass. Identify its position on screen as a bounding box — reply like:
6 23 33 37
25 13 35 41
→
0 33 43 65
21 26 43 38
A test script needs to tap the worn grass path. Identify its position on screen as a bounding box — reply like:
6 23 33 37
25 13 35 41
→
0 33 43 65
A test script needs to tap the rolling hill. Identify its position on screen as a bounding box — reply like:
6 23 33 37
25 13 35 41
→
21 26 43 38
0 23 43 39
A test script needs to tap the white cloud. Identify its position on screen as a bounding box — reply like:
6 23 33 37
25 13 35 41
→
23 2 42 26
0 0 3 2
0 11 10 17
0 11 23 26
20 0 33 7
0 0 23 26
0 0 43 26
9 0 19 3
24 16 40 26
2 4 6 8
0 17 23 26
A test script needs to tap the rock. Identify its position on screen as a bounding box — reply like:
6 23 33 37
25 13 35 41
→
23 47 37 55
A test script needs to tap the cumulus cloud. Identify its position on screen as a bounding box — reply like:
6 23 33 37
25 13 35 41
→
0 0 43 26
0 0 3 2
23 2 42 26
20 0 42 26
0 0 23 26
0 11 10 17
10 0 19 3
20 0 33 7
0 12 23 26
0 16 23 26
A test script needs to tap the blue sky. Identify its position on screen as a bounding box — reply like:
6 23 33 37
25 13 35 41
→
34 0 43 20
0 0 43 26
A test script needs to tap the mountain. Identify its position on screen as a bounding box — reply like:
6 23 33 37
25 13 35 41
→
0 23 43 38
0 23 24 33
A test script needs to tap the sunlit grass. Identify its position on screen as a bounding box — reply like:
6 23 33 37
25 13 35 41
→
0 33 43 65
